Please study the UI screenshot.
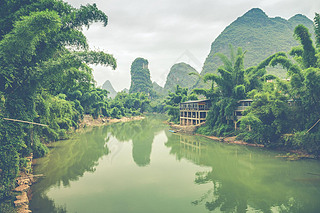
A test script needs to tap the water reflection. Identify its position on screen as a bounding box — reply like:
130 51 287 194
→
108 117 166 166
31 116 166 212
30 117 320 213
165 133 320 213
31 126 110 212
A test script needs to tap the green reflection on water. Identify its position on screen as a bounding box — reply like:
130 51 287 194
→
166 134 320 213
30 116 320 213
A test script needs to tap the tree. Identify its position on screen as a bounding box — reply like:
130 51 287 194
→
315 13 320 47
194 46 250 136
164 85 197 123
0 0 116 200
238 21 320 150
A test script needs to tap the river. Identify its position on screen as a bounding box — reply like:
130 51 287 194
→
30 116 320 213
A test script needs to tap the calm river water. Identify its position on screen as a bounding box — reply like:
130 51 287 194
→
30 116 320 213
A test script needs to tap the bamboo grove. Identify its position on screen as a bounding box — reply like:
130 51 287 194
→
0 0 152 208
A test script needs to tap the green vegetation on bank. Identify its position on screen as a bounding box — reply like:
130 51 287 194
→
164 14 320 157
164 85 197 123
0 0 114 205
0 0 151 209
236 23 320 154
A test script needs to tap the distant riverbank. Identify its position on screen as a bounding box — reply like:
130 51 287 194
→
168 122 317 160
169 123 263 147
79 114 145 127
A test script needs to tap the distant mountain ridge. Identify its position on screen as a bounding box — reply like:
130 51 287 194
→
201 8 314 79
102 80 117 99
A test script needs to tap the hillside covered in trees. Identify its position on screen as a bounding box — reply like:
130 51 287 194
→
164 11 320 156
164 62 199 93
201 8 314 79
129 58 153 95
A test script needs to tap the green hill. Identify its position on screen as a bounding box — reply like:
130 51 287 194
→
152 81 164 95
129 58 153 94
102 80 117 99
201 8 314 79
164 62 199 93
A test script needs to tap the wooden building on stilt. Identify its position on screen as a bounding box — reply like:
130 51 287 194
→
179 100 211 126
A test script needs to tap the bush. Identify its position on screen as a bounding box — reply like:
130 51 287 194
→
285 131 320 155
33 138 49 158
0 200 15 213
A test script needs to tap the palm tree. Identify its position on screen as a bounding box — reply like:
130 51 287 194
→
191 45 247 100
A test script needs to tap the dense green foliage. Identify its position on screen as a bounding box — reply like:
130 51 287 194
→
164 85 197 123
200 8 314 84
164 62 199 93
0 0 116 203
109 91 150 118
193 16 320 155
237 23 320 152
315 13 320 47
0 0 152 208
195 45 272 136
129 58 153 95
152 81 165 98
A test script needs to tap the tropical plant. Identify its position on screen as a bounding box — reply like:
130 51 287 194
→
0 0 116 201
164 85 197 123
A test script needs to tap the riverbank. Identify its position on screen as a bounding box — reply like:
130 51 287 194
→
168 123 319 160
13 115 145 213
79 115 145 127
168 123 264 148
14 154 34 213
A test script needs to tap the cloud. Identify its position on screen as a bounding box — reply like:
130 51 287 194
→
65 0 319 91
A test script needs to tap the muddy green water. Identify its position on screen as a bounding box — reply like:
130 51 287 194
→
30 116 320 213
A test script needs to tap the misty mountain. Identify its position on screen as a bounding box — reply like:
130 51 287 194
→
102 80 117 99
164 62 199 93
152 81 164 95
129 58 153 94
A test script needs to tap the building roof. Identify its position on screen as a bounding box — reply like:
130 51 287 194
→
180 99 210 104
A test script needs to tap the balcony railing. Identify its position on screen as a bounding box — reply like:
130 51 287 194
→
180 105 210 111
235 106 250 111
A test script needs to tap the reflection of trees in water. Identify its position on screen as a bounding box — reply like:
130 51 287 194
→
110 117 166 167
165 134 317 213
30 195 67 213
132 134 154 166
31 126 111 212
31 116 167 212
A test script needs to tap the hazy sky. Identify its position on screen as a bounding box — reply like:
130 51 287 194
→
65 0 319 91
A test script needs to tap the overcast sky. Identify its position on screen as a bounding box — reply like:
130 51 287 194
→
65 0 320 91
